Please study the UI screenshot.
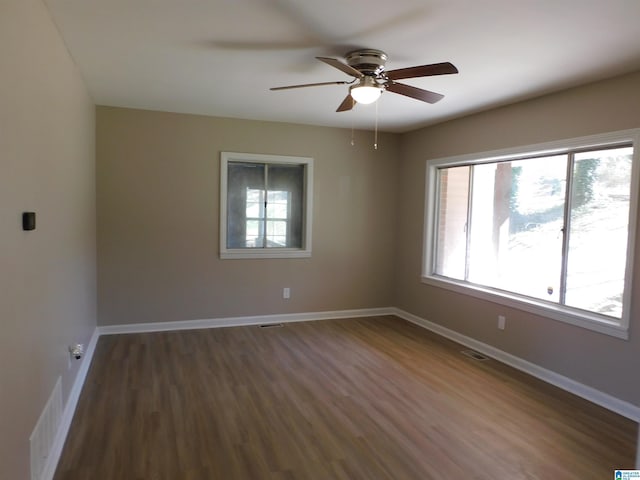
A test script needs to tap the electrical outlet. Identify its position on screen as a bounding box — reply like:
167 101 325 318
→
68 344 84 369
283 287 290 299
498 315 506 330
69 344 84 360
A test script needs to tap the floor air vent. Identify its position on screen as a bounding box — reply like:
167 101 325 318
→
461 350 489 361
259 323 284 329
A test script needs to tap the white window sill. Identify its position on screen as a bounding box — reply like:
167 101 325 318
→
220 249 311 260
421 275 629 340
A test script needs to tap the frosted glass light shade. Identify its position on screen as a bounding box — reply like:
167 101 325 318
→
350 85 382 104
350 76 382 104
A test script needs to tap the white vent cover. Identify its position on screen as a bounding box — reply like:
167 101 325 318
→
461 349 489 361
30 377 62 480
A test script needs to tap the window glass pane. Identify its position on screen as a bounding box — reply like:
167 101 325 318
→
246 188 264 219
267 165 304 249
435 166 470 280
266 220 287 246
468 156 567 302
565 147 633 318
226 162 306 249
266 191 289 219
268 190 289 203
245 220 264 247
267 220 287 236
227 163 265 248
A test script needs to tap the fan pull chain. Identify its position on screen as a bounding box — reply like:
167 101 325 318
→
351 103 355 146
374 98 379 150
350 97 356 147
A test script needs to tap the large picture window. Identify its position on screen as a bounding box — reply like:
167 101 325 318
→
220 152 313 259
423 130 639 338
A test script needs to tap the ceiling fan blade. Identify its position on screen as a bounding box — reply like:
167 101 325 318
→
336 95 356 112
316 57 363 78
386 62 458 80
270 80 351 91
386 82 444 104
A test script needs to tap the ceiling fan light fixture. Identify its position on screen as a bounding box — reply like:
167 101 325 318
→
350 77 382 105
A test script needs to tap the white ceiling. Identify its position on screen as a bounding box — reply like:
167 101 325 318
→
44 0 640 133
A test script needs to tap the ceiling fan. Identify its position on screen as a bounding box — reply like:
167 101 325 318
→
270 49 458 112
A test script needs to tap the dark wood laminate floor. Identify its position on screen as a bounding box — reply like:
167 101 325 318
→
54 316 637 479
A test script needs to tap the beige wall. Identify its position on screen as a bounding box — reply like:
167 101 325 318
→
96 107 399 326
397 71 640 406
0 0 97 478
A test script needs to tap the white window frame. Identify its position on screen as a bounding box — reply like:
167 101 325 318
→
220 152 313 259
422 129 640 339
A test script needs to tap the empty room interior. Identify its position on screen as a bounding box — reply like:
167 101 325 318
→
2 0 640 479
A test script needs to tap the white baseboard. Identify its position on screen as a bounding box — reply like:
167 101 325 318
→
40 327 100 480
392 308 640 422
98 307 396 335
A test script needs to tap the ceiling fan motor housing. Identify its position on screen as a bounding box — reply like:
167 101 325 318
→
345 49 388 76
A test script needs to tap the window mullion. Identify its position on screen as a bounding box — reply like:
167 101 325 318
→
559 154 574 305
464 165 474 282
263 165 269 248
432 169 443 275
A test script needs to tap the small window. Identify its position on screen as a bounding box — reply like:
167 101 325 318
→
423 130 639 338
220 152 313 259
